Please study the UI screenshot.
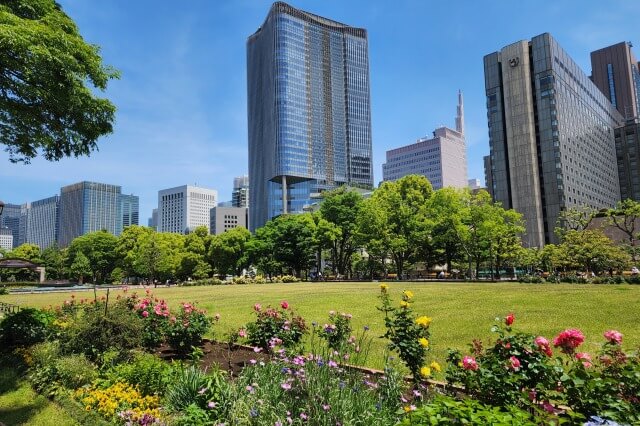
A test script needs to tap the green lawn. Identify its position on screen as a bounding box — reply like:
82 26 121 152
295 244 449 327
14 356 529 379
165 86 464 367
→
2 282 639 370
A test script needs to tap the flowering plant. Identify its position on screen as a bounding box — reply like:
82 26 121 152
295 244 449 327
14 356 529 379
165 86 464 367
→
245 301 307 351
165 302 214 354
317 311 353 352
378 286 433 380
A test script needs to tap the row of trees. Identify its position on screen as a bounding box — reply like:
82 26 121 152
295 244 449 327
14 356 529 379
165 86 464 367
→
5 175 640 283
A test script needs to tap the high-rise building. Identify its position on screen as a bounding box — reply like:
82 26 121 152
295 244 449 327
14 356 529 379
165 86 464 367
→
615 118 640 201
210 206 248 235
483 155 494 199
382 92 467 188
120 194 139 232
247 2 374 231
590 42 640 120
484 33 623 247
157 185 217 234
0 228 12 251
58 181 122 247
24 195 59 250
0 203 21 248
232 175 249 208
148 208 158 230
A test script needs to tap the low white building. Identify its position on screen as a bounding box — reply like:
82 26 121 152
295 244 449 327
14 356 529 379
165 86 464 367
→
210 207 248 235
157 185 218 234
0 228 13 251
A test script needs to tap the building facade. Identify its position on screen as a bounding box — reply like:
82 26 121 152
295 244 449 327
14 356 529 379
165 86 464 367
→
157 185 218 234
591 42 640 120
120 194 139 231
210 206 248 235
148 208 158 230
232 175 249 208
382 93 467 188
247 2 374 231
0 203 21 248
484 33 623 247
23 195 59 250
0 228 12 251
615 118 640 201
58 182 122 247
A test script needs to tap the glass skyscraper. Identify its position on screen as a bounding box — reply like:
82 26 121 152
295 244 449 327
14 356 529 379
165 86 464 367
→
247 2 373 231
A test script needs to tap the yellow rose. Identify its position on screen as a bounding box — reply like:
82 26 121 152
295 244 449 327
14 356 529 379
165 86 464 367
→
403 290 414 299
415 316 432 327
419 337 429 347
400 300 409 308
379 283 388 291
420 366 431 377
430 361 442 372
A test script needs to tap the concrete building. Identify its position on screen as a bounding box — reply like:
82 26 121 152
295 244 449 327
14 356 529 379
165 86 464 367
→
58 182 122 247
615 118 640 201
590 42 640 120
0 203 21 248
0 228 13 251
148 208 158 230
483 155 494 199
484 33 623 247
468 179 482 190
157 185 217 234
232 175 249 208
120 194 139 231
23 195 59 250
210 206 248 235
382 92 467 189
247 2 373 231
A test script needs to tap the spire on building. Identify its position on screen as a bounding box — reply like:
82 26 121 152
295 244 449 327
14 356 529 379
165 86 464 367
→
455 90 465 135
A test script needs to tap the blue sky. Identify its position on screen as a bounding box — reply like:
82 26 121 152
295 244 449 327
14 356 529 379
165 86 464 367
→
2 0 639 222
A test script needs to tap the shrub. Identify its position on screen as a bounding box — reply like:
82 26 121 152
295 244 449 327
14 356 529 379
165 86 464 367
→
245 301 307 351
165 365 232 422
280 275 299 283
378 286 433 380
55 354 98 390
131 296 170 349
0 308 55 349
399 395 541 425
29 341 63 396
59 302 144 362
108 352 173 396
166 302 214 353
0 285 8 295
517 275 546 284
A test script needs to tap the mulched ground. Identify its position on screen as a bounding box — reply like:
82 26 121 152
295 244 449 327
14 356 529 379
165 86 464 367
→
155 339 270 377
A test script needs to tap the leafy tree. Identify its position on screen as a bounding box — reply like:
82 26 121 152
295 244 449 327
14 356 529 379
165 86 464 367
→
559 229 630 274
178 252 211 280
427 188 468 273
136 232 184 284
0 0 118 163
67 231 118 283
115 225 154 280
356 198 391 279
607 199 640 261
246 226 282 278
208 227 251 276
310 213 339 277
9 243 42 262
40 243 66 279
367 175 433 279
319 187 364 277
69 251 91 283
555 206 596 237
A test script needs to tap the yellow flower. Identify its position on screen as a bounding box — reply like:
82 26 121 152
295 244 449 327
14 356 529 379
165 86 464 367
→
403 290 414 299
420 366 431 377
415 316 432 327
419 337 429 348
403 405 413 412
430 361 442 372
399 300 409 308
379 283 388 291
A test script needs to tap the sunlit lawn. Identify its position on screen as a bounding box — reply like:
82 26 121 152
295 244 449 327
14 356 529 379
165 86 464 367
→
2 282 639 371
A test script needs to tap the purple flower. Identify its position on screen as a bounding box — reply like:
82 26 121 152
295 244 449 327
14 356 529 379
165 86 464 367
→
281 382 292 390
198 387 207 395
299 412 308 420
208 401 217 409
322 404 330 411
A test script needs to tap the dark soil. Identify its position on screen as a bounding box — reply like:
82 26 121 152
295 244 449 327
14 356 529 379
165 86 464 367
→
155 339 270 377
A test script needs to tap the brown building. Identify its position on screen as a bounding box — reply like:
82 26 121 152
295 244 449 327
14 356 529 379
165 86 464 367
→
590 42 640 120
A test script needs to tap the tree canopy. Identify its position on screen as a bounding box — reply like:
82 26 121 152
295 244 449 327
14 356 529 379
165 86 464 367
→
0 0 118 163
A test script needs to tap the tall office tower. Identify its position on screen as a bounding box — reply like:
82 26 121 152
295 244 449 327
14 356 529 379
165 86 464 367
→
232 175 250 208
591 42 640 120
0 203 21 248
247 2 374 231
23 195 59 249
484 33 623 247
58 181 122 247
483 155 494 199
148 208 158 230
382 93 467 189
157 185 218 234
120 194 139 232
615 118 640 201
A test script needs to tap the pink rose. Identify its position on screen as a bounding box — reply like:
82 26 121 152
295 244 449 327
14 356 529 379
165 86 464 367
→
509 356 521 370
603 330 623 345
142 310 149 318
253 303 261 312
553 329 584 354
462 356 479 371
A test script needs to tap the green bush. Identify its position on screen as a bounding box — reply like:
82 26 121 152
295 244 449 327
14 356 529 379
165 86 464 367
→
165 365 232 421
59 302 144 362
0 308 55 349
166 303 213 354
0 285 8 295
280 275 299 283
55 354 98 389
517 275 546 284
29 341 63 396
245 301 307 350
109 352 173 396
400 395 540 425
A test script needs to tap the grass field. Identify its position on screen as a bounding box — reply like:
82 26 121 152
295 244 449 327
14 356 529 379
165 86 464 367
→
2 282 639 370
